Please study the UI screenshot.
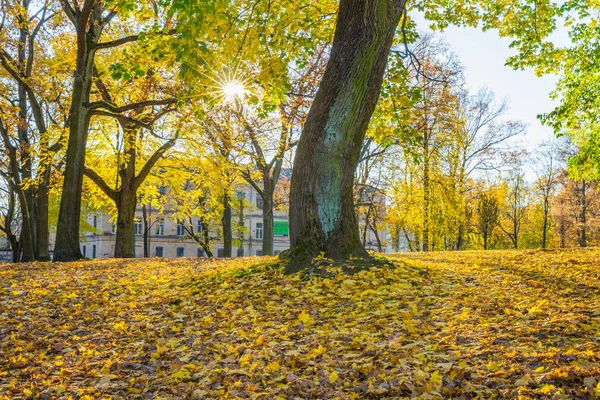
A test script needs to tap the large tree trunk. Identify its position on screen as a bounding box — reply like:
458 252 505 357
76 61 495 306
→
54 4 102 262
287 0 404 272
53 59 94 261
262 182 274 256
114 192 137 258
113 128 137 258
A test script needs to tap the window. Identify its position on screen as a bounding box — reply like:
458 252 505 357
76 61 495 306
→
155 246 164 257
197 220 203 234
83 245 87 258
156 219 164 236
256 223 263 240
256 249 263 256
197 248 205 258
256 195 263 210
112 223 117 234
176 247 185 257
134 222 143 236
237 191 245 199
158 186 166 196
92 245 96 259
176 222 184 237
217 248 224 258
93 215 98 229
237 248 244 257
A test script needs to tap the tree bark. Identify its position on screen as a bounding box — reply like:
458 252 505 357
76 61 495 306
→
54 1 103 261
35 168 51 261
237 196 245 256
222 193 232 257
142 204 149 257
287 0 404 272
262 185 274 256
541 196 549 249
579 180 587 248
114 191 137 258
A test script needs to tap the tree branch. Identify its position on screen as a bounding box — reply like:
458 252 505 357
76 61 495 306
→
87 98 177 113
83 167 118 201
133 134 178 190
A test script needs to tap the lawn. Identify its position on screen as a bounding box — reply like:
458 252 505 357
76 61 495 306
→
1 250 600 399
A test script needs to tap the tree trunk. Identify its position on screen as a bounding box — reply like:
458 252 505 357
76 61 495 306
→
222 193 232 257
370 223 382 252
114 192 137 258
142 204 149 257
393 224 401 252
402 227 414 252
262 192 274 256
422 140 430 252
541 197 549 249
238 196 245 256
203 222 214 258
113 127 137 258
579 180 587 248
287 0 404 272
54 5 102 262
35 167 51 261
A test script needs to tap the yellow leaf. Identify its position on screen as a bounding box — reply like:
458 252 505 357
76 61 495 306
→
298 310 312 324
265 361 280 373
113 321 127 332
329 370 339 383
171 369 190 381
486 362 500 372
430 370 443 390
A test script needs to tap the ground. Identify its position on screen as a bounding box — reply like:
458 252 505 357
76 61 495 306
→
1 249 600 399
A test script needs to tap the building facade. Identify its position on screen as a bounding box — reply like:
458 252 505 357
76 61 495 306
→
79 183 293 259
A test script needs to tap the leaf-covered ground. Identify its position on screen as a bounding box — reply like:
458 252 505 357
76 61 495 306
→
2 249 600 399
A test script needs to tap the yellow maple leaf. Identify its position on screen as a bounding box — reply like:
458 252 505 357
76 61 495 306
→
298 310 312 324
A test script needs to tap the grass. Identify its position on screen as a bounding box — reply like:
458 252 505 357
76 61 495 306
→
1 249 600 399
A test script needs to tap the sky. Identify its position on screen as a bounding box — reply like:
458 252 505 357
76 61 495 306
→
416 18 569 153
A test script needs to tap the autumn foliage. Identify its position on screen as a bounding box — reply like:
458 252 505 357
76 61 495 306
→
1 250 600 398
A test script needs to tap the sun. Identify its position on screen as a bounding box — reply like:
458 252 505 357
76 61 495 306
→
222 80 245 101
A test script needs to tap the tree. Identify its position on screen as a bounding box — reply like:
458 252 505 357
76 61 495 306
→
53 0 178 261
287 0 406 271
498 150 529 249
235 47 326 256
0 175 20 261
451 89 525 249
476 191 499 250
0 0 65 261
81 42 180 258
532 140 562 248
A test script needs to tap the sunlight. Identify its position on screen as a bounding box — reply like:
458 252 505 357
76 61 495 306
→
222 80 245 101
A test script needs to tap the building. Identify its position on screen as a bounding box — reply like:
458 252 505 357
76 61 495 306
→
79 182 291 259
